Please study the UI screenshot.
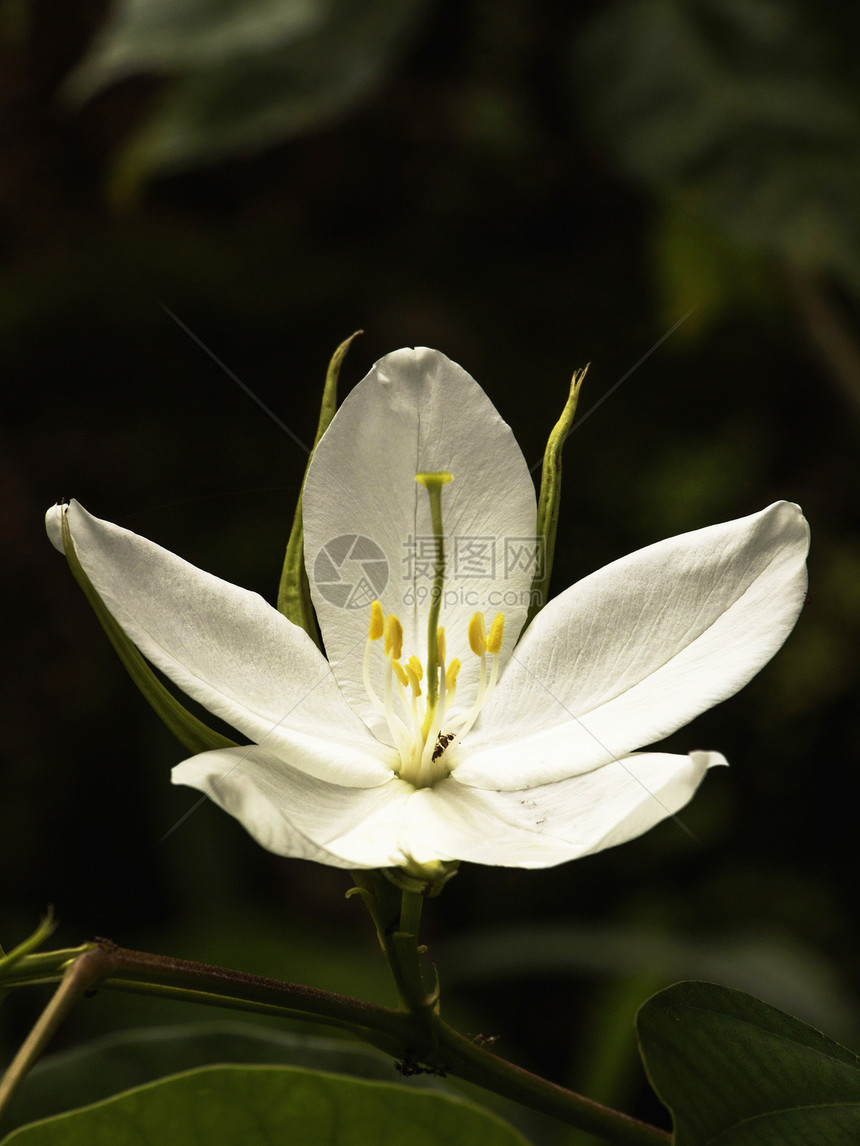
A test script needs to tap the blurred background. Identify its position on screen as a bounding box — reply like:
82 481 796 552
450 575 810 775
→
3 0 860 1140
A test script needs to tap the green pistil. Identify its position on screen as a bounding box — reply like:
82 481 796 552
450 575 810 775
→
415 472 453 713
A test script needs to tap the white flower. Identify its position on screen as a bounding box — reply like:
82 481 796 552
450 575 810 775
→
46 349 809 870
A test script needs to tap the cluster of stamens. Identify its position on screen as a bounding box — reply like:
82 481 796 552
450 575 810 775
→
363 601 505 788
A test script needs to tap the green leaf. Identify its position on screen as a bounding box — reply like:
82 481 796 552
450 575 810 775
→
277 331 361 643
1 1063 531 1146
59 505 236 755
67 0 431 199
1 1022 438 1134
636 980 860 1145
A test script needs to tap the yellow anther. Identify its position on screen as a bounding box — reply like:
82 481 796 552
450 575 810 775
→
445 657 461 693
368 600 384 642
436 626 446 664
384 614 403 660
391 658 409 688
405 664 422 695
468 612 487 656
415 471 453 490
407 655 423 681
487 613 505 654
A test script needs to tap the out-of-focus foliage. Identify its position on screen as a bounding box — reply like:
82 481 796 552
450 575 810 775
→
68 0 431 197
439 920 855 1040
576 0 860 293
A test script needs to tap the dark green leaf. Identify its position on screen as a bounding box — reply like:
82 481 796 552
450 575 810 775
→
1 1063 530 1146
1 1022 436 1133
637 980 860 1145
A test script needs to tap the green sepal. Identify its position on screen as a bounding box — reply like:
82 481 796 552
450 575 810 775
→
527 365 587 626
60 509 236 755
382 860 461 899
277 331 363 645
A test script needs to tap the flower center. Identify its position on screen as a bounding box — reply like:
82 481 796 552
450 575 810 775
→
363 601 505 787
361 470 505 788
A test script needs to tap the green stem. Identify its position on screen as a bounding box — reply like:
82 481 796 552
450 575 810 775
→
1 936 669 1144
350 877 668 1143
399 889 423 941
350 876 431 1019
438 1018 669 1145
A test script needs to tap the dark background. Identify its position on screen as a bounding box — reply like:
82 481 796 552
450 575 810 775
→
3 0 860 1139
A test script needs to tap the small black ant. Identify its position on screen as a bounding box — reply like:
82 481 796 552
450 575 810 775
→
431 732 455 762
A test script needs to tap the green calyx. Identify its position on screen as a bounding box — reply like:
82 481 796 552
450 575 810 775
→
383 859 460 898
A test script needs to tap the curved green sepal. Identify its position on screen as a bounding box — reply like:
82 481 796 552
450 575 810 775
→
60 509 236 755
277 331 363 644
527 365 587 627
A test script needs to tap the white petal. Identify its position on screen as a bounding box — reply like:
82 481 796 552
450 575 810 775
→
302 348 537 736
173 747 415 867
406 751 723 868
48 501 394 786
457 502 808 789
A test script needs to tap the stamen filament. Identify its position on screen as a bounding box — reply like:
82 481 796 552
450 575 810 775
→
454 646 501 742
383 653 411 757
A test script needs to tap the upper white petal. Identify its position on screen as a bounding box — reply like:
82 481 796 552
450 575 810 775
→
456 502 808 789
302 348 537 736
47 500 394 786
406 750 723 868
